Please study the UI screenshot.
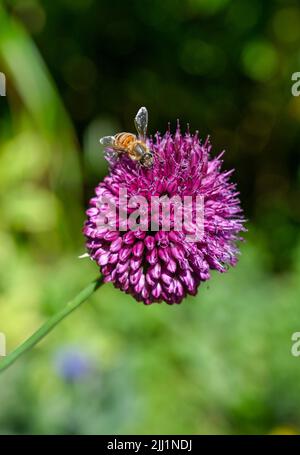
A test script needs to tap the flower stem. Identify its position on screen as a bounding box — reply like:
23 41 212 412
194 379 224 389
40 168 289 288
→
0 277 103 374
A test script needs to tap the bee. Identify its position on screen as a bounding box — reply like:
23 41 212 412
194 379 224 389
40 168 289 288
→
100 107 153 168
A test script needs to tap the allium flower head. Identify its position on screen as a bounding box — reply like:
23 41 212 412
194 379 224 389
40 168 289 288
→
84 113 245 305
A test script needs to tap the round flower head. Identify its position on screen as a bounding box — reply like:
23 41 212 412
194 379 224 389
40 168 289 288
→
83 110 245 305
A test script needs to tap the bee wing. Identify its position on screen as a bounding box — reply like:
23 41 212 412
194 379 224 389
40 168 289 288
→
99 135 115 146
134 106 148 139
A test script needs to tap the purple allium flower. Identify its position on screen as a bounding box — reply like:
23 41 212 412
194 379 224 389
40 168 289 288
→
83 123 245 305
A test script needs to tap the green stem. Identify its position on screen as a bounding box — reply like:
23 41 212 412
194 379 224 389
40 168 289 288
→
0 277 103 374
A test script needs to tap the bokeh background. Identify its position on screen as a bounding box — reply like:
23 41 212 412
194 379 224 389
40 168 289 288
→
1 0 300 435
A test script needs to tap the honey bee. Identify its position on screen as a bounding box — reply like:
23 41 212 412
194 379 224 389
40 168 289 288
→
100 107 153 167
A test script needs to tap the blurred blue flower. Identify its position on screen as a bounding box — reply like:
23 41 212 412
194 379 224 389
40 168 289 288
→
54 346 93 382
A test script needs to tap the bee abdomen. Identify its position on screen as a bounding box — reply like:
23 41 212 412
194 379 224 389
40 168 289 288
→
115 132 136 149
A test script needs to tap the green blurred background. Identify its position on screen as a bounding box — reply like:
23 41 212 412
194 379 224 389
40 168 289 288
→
0 0 300 435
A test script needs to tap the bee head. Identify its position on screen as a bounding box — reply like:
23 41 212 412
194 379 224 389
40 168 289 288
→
140 151 153 168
